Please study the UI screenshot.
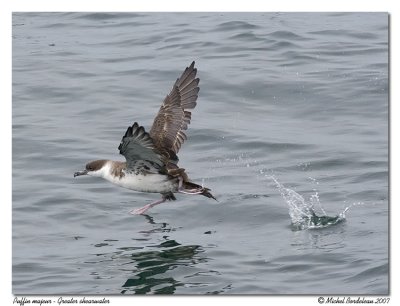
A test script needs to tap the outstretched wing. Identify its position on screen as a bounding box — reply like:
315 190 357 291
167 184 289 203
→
149 61 199 157
118 122 165 169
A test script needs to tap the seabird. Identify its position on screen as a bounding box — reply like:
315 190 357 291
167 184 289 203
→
74 61 216 215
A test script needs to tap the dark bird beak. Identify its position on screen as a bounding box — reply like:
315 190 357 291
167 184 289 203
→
74 170 88 177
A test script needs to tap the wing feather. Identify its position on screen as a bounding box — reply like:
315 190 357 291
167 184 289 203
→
118 122 165 170
149 61 199 157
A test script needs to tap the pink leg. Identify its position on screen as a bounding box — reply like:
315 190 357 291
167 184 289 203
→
130 197 166 215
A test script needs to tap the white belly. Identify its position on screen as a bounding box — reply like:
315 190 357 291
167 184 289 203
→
105 172 177 193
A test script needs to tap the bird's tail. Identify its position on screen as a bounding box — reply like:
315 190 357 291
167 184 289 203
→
183 181 217 201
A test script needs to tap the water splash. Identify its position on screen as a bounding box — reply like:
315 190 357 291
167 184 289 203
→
266 175 349 230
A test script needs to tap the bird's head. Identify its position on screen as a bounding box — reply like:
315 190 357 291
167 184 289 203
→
74 159 108 178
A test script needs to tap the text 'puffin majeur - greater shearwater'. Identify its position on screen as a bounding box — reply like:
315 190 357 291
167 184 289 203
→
74 61 216 215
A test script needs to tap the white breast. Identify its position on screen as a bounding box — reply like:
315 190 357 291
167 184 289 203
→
101 163 177 193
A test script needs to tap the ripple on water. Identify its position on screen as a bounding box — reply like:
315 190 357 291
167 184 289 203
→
12 12 388 295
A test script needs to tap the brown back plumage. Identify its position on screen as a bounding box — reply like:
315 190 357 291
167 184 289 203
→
149 61 199 159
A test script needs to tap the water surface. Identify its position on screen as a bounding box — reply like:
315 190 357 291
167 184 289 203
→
12 12 388 294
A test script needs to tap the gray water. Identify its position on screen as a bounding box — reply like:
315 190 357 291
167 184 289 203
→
12 12 388 295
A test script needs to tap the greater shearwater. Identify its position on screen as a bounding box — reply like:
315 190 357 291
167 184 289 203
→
74 61 216 215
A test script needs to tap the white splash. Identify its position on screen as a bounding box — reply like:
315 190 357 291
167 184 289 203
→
266 175 349 230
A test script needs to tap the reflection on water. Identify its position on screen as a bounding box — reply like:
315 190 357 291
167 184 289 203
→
290 221 348 251
122 215 205 294
121 243 202 294
87 215 206 294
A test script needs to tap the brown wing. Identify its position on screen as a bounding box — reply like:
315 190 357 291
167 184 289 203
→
149 61 199 159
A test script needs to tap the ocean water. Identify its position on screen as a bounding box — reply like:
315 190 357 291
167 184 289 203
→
12 12 388 295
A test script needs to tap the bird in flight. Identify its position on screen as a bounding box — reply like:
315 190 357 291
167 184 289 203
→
74 62 216 215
